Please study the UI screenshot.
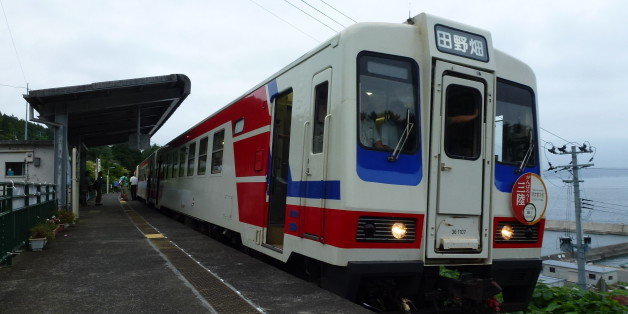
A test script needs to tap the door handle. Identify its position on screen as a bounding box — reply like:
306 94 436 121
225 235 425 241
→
441 163 452 171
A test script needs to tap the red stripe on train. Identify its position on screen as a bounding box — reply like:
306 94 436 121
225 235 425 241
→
236 182 268 227
168 86 270 148
285 206 424 249
233 132 270 178
492 217 545 248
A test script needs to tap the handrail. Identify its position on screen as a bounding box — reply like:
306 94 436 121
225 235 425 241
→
0 182 57 265
320 113 332 244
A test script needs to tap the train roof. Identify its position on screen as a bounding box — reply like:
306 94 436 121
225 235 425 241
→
161 13 532 149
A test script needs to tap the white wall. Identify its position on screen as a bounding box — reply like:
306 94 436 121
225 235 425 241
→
0 144 54 183
542 263 618 286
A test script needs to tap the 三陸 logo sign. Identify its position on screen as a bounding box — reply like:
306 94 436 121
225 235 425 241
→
511 172 548 225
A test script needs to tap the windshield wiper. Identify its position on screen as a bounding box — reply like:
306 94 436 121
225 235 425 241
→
515 129 535 174
388 109 414 162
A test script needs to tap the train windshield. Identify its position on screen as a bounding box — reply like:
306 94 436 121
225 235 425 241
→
495 80 537 166
357 53 418 153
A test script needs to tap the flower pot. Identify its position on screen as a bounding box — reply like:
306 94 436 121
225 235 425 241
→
29 238 47 251
54 225 63 235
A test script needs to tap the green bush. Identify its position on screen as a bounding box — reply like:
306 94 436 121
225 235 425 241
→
55 210 75 224
524 283 626 313
29 223 55 241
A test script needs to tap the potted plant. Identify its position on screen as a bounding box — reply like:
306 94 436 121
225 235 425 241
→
56 210 75 229
29 223 55 251
47 216 63 234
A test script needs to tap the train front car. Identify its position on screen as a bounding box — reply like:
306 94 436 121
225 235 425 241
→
138 12 545 312
320 14 545 310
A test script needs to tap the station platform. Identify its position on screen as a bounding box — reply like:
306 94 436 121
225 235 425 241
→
0 194 366 313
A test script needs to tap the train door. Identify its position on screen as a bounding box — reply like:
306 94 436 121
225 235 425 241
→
426 61 493 260
300 68 332 241
265 89 294 249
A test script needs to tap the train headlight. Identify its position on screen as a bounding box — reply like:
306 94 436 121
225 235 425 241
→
391 222 407 239
501 225 514 240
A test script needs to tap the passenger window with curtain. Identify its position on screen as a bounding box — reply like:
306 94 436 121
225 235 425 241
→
211 130 225 174
495 80 537 166
197 137 208 175
357 53 418 153
187 142 196 176
312 81 328 154
171 152 176 178
444 84 482 159
179 148 186 177
166 153 172 179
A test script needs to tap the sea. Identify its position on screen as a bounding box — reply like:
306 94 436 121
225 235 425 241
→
541 167 628 267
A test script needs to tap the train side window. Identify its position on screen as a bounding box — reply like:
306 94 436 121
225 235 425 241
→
164 154 172 179
444 84 482 159
172 151 178 178
171 151 177 178
312 81 329 154
198 137 208 175
495 79 537 166
211 130 225 174
187 142 196 176
234 118 244 134
179 148 186 177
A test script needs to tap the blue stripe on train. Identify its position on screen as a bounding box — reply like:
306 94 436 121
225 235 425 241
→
287 179 341 200
494 163 540 193
356 145 423 186
267 80 278 101
266 155 341 200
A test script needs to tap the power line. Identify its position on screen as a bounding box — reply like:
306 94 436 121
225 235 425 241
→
0 0 27 85
0 83 27 89
247 0 320 42
583 198 628 209
540 127 577 145
319 0 357 23
300 0 346 28
283 0 339 33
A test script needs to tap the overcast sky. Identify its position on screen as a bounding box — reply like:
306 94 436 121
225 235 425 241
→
0 0 626 168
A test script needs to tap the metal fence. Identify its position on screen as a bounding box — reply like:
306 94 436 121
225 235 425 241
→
0 182 57 265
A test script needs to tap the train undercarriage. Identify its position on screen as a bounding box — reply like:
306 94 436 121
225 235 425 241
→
149 204 540 313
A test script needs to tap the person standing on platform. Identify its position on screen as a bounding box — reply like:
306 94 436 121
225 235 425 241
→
130 173 138 201
93 171 104 206
118 173 128 201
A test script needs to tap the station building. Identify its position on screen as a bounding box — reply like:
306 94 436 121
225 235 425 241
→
0 140 54 183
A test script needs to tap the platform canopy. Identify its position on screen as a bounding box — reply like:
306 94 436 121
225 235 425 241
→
25 74 190 147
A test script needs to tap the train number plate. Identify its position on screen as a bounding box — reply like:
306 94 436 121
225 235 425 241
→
436 217 480 250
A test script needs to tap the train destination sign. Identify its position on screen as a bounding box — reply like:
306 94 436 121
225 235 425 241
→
511 173 548 225
434 25 489 62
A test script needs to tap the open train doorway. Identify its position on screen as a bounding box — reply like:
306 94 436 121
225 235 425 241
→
266 89 294 250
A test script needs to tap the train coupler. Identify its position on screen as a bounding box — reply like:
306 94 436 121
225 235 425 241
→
437 272 502 302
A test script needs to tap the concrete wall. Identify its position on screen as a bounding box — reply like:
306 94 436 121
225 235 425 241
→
545 219 628 236
0 143 54 184
542 263 618 286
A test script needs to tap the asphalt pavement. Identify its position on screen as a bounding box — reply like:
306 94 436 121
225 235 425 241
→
0 194 365 313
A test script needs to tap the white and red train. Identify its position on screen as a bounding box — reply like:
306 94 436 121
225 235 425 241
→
138 13 546 311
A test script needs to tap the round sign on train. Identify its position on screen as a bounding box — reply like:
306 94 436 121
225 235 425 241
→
511 173 548 225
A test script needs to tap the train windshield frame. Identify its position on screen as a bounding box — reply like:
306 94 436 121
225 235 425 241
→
494 79 538 167
357 52 419 154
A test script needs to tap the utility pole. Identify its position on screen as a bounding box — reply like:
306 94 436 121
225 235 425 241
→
24 83 29 140
553 145 594 290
